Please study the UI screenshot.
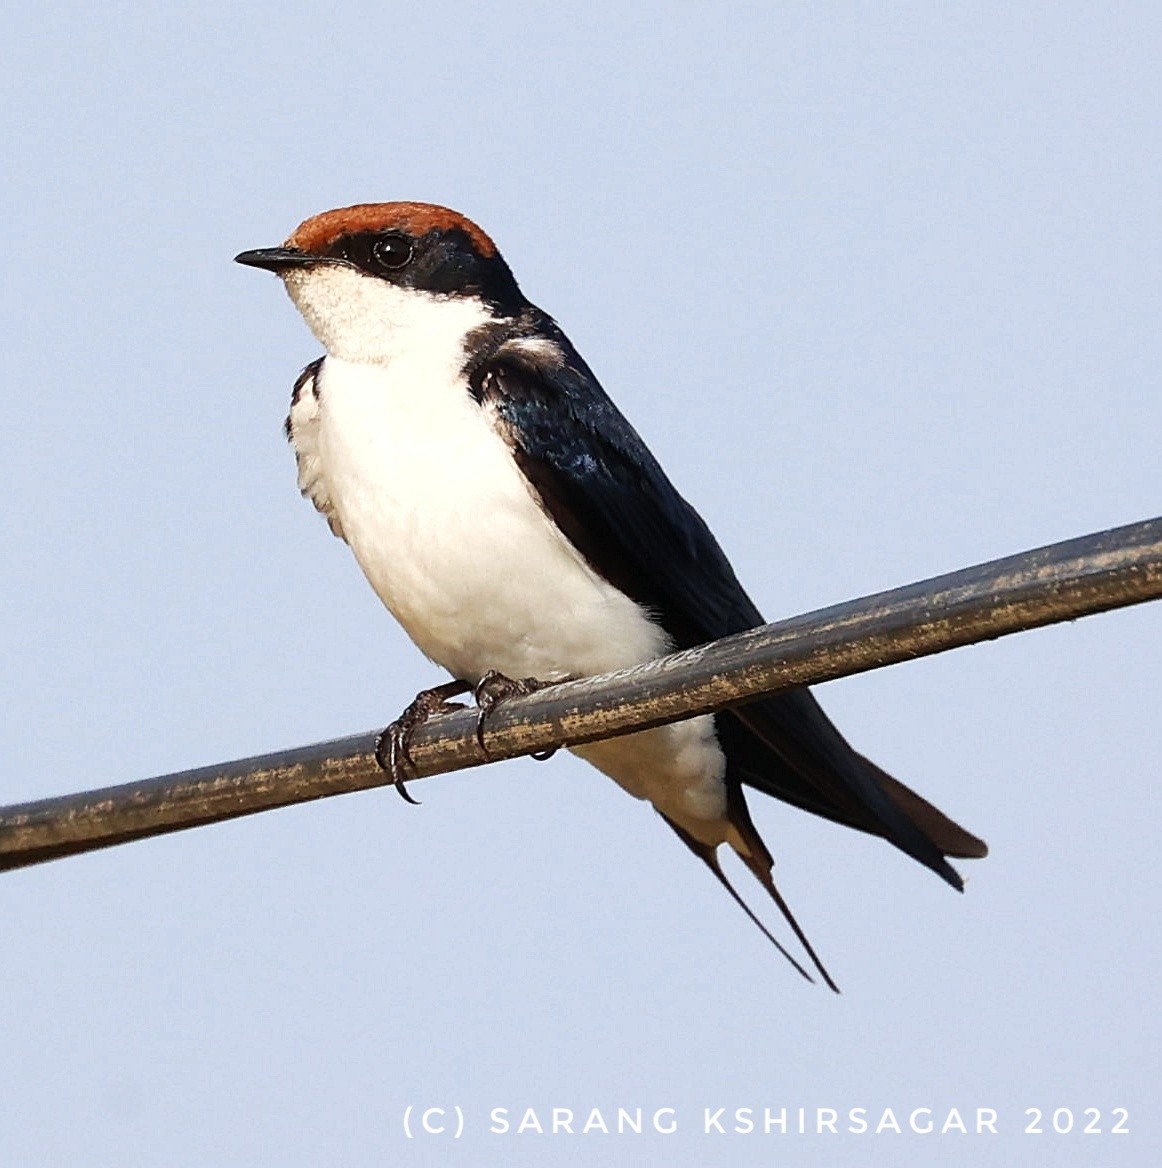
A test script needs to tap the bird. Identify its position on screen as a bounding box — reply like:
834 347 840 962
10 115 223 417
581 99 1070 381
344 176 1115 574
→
236 202 987 989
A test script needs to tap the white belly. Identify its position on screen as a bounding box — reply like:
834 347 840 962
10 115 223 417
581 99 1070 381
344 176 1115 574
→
311 354 729 837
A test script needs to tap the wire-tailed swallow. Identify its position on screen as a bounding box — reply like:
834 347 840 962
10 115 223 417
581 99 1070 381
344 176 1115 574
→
236 202 987 989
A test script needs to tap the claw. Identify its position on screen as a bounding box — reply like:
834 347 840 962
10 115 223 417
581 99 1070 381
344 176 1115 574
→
374 723 423 804
375 680 472 802
472 669 557 760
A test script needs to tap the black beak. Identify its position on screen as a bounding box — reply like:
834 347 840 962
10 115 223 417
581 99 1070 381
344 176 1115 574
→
234 247 320 273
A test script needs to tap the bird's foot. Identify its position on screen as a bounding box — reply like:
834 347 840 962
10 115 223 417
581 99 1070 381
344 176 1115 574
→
375 680 472 804
473 670 560 761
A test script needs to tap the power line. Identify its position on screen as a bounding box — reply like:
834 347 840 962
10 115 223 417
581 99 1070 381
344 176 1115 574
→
2 515 1160 873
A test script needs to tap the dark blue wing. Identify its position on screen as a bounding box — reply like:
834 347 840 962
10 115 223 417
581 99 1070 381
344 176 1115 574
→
471 318 986 882
475 335 761 648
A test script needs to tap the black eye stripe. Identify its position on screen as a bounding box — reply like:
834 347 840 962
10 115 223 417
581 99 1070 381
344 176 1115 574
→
319 226 525 311
325 231 414 274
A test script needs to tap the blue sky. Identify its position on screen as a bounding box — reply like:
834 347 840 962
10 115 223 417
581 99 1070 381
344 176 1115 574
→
3 4 1160 1165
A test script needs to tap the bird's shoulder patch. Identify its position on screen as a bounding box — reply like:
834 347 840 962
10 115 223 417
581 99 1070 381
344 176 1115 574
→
285 357 345 540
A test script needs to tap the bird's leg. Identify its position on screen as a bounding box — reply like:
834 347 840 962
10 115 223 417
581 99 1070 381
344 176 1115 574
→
375 679 473 804
473 669 562 761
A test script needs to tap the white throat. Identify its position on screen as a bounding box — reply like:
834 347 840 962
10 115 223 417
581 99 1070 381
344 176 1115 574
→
281 264 495 365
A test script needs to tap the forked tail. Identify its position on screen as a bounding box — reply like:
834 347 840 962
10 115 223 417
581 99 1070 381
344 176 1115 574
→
666 819 841 993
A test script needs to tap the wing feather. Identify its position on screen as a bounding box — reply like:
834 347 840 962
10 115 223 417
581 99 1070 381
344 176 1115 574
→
471 317 985 884
285 357 346 539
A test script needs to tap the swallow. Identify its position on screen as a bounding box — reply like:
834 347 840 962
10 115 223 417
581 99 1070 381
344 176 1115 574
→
236 202 987 989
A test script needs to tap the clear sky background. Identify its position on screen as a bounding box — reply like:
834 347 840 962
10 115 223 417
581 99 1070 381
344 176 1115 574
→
2 4 1159 1166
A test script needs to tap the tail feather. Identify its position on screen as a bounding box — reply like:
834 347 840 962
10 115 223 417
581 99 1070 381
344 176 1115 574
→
742 848 841 994
719 697 987 889
867 755 988 860
666 817 840 993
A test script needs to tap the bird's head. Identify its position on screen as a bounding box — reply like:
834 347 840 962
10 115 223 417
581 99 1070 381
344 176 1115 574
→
236 202 526 363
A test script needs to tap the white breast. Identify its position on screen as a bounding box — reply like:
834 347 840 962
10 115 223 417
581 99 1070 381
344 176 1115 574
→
315 353 675 684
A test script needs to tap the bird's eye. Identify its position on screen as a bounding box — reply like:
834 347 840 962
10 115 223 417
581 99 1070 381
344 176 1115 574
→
370 233 413 272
